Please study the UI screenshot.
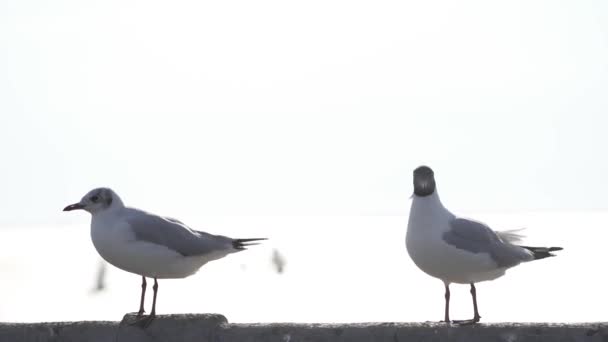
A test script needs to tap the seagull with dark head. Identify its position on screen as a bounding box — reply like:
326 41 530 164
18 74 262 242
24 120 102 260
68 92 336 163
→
64 187 266 326
406 166 562 324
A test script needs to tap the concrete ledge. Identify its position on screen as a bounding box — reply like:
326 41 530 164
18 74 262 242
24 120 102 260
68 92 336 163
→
1 314 607 342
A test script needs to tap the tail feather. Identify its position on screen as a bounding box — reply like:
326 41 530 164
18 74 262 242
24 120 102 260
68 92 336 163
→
520 246 563 260
233 238 267 250
497 228 526 244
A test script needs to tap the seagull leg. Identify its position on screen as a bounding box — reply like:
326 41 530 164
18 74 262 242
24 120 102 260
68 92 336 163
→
150 277 158 318
453 283 481 325
471 283 481 322
443 283 450 323
137 276 147 317
133 277 158 328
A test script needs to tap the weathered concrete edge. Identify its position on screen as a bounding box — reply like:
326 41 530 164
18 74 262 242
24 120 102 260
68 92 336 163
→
1 314 607 342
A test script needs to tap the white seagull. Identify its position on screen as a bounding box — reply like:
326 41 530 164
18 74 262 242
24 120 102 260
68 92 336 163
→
406 166 562 324
64 187 266 325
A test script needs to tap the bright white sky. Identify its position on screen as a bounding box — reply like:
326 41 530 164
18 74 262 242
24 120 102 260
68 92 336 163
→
1 0 607 224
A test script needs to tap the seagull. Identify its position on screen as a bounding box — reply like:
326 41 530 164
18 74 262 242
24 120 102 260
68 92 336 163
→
63 187 266 326
405 166 562 324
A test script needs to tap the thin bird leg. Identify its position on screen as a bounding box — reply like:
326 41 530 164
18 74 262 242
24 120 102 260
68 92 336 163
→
453 283 482 325
444 283 450 323
471 283 481 322
133 277 158 328
137 276 147 317
150 278 158 317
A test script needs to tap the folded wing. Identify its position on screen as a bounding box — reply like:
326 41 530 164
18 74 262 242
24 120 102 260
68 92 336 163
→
444 218 532 268
125 208 236 257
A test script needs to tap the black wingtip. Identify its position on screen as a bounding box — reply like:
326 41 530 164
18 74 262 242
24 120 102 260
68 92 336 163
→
520 246 563 260
233 238 267 250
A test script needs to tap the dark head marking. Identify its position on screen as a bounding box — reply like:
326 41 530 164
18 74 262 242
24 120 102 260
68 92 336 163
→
413 165 436 197
102 188 113 206
89 188 113 208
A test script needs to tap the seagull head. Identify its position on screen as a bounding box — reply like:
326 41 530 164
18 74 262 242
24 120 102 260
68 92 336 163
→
63 187 122 214
413 165 436 197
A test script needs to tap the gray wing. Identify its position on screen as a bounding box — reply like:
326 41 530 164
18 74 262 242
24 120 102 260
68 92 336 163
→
124 208 233 257
443 218 531 268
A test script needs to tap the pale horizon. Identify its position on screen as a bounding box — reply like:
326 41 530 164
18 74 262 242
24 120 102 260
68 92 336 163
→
1 1 608 324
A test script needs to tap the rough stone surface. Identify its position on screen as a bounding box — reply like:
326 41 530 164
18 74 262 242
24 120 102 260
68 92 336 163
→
225 322 608 342
0 315 607 342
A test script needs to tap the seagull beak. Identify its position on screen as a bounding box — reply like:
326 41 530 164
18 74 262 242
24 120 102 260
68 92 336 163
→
63 203 85 211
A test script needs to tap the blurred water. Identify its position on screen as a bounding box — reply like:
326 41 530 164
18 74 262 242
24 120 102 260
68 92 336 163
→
0 212 601 323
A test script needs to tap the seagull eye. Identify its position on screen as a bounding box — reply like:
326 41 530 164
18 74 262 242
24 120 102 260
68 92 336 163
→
91 195 99 202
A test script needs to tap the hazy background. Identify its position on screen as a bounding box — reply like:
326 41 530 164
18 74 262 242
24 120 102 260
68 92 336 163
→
0 0 607 324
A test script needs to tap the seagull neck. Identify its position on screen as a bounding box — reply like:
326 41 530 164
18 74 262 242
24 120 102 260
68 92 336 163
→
411 190 447 212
